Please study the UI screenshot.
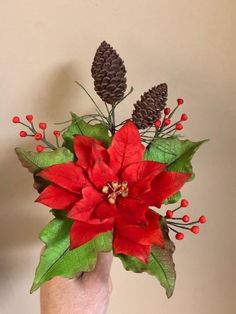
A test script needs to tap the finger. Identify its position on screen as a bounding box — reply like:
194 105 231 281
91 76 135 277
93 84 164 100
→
84 252 113 284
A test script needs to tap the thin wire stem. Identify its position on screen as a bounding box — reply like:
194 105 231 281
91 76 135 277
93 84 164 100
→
74 81 108 123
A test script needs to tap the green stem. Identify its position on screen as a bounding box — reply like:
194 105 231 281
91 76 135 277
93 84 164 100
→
74 81 108 123
115 86 134 107
111 104 116 135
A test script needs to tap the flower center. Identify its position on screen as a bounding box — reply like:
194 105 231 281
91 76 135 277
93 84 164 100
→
102 181 129 205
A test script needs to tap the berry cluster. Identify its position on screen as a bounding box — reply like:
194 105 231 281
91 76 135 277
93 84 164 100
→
12 115 61 152
154 98 188 136
165 198 206 240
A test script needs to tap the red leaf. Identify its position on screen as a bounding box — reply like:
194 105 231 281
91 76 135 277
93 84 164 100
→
36 184 78 210
145 209 164 247
95 201 117 220
143 171 191 208
122 161 166 197
88 160 117 189
117 197 148 225
74 135 106 170
67 186 104 222
108 121 145 174
38 162 90 194
70 218 114 249
113 233 151 263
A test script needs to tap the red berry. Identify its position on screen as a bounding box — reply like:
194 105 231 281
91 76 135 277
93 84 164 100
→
12 116 20 123
39 122 47 130
199 215 206 224
19 130 27 137
53 130 61 137
34 133 42 140
181 199 189 207
165 210 174 219
164 107 171 115
182 215 190 222
36 145 45 152
181 113 188 121
177 98 184 106
175 123 183 130
176 232 184 240
154 120 161 129
164 118 171 126
26 114 33 122
191 226 200 234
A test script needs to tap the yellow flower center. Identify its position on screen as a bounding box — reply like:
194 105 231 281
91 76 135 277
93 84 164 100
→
102 181 129 204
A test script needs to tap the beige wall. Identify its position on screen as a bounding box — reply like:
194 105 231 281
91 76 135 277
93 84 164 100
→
0 1 235 313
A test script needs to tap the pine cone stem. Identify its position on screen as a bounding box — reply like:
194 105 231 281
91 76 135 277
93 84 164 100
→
111 105 116 135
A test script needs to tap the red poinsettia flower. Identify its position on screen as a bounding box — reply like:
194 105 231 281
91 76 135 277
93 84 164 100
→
36 121 190 262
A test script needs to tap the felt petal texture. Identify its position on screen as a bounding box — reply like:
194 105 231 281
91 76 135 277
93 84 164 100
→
38 162 90 193
122 161 166 196
143 171 191 208
113 233 151 263
70 218 114 249
67 186 104 221
108 121 145 174
88 160 117 189
36 184 79 210
145 209 164 247
95 201 117 220
74 135 105 169
117 197 148 224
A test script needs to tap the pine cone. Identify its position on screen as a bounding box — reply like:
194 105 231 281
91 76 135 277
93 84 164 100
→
91 41 127 105
132 83 168 129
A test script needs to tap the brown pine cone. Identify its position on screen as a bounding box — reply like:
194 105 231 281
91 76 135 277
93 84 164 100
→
91 41 127 105
132 83 168 129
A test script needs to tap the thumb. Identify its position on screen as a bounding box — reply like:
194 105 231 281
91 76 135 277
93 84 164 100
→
84 251 113 284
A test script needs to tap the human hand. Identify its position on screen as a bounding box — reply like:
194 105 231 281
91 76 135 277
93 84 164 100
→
40 252 113 314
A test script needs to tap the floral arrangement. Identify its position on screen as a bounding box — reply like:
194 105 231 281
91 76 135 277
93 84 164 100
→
13 41 207 298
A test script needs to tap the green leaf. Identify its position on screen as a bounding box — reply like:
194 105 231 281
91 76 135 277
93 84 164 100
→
62 113 111 151
145 136 208 177
30 216 112 293
164 191 181 205
15 147 74 174
117 218 176 298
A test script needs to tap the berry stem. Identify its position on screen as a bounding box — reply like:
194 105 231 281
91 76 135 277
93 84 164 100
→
168 105 179 119
169 221 199 226
167 222 190 230
172 206 181 213
19 121 56 150
167 225 179 233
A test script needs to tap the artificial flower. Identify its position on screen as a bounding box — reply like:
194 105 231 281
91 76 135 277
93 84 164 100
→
36 121 190 262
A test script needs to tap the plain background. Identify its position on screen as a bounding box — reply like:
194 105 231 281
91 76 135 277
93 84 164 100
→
0 1 235 313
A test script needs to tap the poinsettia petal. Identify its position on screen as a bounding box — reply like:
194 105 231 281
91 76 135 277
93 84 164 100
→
74 135 106 169
67 186 104 221
89 159 117 189
122 161 166 197
143 171 191 208
113 233 151 263
38 162 90 194
36 184 78 210
95 201 117 220
145 209 164 247
117 197 147 224
108 121 145 174
70 218 114 249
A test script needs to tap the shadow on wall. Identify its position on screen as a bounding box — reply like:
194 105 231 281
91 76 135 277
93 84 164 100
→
0 63 83 293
